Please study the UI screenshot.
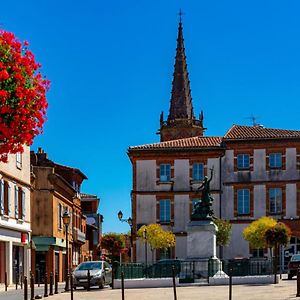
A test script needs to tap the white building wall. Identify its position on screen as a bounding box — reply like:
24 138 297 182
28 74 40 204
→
254 185 266 219
136 160 156 191
136 195 156 225
286 183 297 219
222 186 234 220
174 195 189 232
253 149 266 180
174 159 189 191
223 224 249 258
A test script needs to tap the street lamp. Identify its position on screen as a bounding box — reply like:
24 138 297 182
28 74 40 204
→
62 210 70 291
117 211 133 262
143 228 147 266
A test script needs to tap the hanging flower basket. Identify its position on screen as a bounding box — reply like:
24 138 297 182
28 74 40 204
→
0 29 50 162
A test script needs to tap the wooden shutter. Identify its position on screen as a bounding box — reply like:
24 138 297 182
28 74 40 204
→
15 186 19 219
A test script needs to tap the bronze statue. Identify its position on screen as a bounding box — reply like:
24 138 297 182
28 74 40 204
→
191 168 214 220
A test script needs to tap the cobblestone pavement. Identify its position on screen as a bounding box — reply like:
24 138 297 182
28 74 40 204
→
0 279 299 300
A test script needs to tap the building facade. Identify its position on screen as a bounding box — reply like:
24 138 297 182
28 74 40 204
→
128 19 300 267
31 148 87 281
0 147 31 285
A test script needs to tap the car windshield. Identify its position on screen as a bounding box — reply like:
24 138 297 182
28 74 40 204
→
291 255 300 261
76 262 102 271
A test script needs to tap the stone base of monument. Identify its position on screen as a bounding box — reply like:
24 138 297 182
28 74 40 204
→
187 220 217 259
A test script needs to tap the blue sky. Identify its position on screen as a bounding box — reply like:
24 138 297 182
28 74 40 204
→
2 1 300 233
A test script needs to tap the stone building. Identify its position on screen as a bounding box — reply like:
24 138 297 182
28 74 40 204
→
128 18 300 267
0 148 31 285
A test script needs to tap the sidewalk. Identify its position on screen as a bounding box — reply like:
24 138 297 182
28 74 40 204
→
0 279 295 300
0 279 299 300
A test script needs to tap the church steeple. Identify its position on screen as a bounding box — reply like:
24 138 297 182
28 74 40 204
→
158 13 205 142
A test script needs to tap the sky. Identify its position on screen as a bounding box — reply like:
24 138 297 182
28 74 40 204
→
1 0 300 233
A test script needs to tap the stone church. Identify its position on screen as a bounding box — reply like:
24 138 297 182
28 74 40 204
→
128 18 300 268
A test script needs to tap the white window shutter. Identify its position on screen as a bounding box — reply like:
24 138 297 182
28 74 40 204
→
22 190 25 219
15 186 19 219
0 180 4 215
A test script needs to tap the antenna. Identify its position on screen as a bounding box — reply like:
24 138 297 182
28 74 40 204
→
246 115 259 127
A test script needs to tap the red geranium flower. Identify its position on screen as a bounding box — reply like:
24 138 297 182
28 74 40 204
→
0 29 50 162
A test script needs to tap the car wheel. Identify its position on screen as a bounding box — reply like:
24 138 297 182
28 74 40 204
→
99 277 104 289
288 274 293 280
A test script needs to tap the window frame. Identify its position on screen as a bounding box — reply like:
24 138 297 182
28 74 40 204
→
237 189 250 215
237 154 250 170
16 152 22 169
269 153 282 169
192 163 204 181
159 199 171 224
269 187 282 214
159 164 171 182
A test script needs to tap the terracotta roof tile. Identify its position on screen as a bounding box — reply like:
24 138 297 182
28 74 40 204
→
224 125 300 140
129 136 222 151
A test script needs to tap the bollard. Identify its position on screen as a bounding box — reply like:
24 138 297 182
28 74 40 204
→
44 272 48 298
70 273 74 300
5 271 7 291
30 273 35 300
16 271 18 290
229 268 233 300
121 271 125 300
297 268 300 297
37 269 40 287
49 272 53 296
54 272 58 294
87 270 91 291
24 276 28 300
172 266 177 300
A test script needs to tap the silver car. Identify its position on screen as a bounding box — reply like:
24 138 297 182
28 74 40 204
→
73 261 112 289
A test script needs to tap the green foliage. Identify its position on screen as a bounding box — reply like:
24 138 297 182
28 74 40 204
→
265 222 291 248
137 224 176 251
100 232 125 262
243 217 277 249
214 218 232 246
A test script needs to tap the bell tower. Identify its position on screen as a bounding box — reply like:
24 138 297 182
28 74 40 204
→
158 13 205 142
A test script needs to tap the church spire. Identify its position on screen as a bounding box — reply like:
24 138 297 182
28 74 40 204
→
158 13 205 142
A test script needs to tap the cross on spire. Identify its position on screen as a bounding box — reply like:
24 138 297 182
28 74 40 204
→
178 9 184 23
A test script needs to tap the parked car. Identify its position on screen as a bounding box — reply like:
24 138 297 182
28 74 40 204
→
73 261 112 289
287 254 300 279
147 259 181 278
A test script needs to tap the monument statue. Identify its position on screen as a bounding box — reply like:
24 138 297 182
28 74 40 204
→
191 168 214 220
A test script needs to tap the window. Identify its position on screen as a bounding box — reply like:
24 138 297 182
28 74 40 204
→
160 199 171 223
237 154 250 169
3 181 10 216
251 248 264 258
160 164 171 182
269 153 282 168
58 203 63 229
237 189 250 215
16 152 22 169
159 248 171 260
269 188 282 214
192 163 204 181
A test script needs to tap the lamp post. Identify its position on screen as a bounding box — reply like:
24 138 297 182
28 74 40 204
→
62 210 70 292
117 211 133 262
143 228 147 266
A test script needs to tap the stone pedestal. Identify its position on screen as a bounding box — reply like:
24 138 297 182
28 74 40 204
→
187 220 217 259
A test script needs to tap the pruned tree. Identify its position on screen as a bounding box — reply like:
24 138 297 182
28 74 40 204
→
137 224 176 262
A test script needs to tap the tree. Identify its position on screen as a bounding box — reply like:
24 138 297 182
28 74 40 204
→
243 216 277 249
0 30 49 162
100 233 125 262
214 218 232 247
265 222 291 283
137 224 176 262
